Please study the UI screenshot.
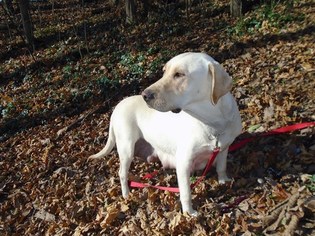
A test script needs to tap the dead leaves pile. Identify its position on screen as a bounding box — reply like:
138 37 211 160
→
225 34 315 130
1 0 315 235
0 112 314 235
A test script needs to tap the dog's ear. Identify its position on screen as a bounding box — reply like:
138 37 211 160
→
209 62 232 105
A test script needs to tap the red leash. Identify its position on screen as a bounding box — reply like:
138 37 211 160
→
129 122 315 193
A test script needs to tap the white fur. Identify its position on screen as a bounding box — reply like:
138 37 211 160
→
89 52 242 215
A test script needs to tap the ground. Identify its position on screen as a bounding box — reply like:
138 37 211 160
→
0 0 314 235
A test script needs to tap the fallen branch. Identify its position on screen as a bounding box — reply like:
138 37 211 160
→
263 193 299 233
262 199 288 227
283 214 299 236
54 81 139 140
56 104 102 140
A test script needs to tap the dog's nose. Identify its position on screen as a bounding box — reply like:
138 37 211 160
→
142 89 155 102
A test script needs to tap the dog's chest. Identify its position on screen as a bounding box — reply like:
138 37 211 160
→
139 110 223 170
150 128 217 171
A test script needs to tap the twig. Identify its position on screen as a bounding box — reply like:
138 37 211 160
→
56 104 102 140
262 190 289 227
263 202 286 227
54 81 135 140
287 193 300 209
263 193 300 233
283 214 299 236
266 203 287 232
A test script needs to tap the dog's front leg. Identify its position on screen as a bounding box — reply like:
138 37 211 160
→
215 148 231 184
176 155 197 216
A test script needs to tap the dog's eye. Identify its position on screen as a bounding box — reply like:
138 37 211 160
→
174 72 184 79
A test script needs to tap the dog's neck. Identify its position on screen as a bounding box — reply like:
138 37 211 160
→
183 100 231 134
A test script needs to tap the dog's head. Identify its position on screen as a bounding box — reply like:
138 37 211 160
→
142 52 232 112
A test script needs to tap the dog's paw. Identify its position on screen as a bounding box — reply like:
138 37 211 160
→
218 173 232 184
183 207 198 217
122 188 130 198
189 210 198 217
219 178 232 185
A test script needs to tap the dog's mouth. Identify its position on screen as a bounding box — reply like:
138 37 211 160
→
145 102 181 113
171 108 182 113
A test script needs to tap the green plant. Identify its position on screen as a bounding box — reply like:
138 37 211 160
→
62 65 72 80
97 76 112 87
1 102 16 119
147 46 159 55
190 175 197 183
20 109 29 117
97 76 119 95
228 17 262 36
149 57 163 73
307 175 315 192
83 89 93 99
120 53 146 80
228 1 305 36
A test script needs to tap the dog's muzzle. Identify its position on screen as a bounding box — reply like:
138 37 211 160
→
142 89 181 113
142 89 155 103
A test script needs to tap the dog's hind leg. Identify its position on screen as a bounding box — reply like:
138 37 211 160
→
116 140 135 198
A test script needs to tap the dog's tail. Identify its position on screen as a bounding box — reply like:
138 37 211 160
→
88 124 115 161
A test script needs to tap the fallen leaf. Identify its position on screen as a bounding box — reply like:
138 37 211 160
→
34 209 55 222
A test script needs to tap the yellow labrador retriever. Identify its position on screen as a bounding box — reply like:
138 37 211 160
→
89 52 242 215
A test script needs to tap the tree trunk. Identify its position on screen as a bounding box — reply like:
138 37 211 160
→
18 0 34 51
143 0 149 18
185 0 192 18
3 0 15 14
230 0 242 18
111 0 120 6
125 0 136 23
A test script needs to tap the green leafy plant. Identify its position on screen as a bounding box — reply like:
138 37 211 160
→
149 50 174 73
307 175 315 192
97 76 119 95
190 175 197 183
62 65 72 79
149 56 164 74
1 102 16 119
83 89 92 99
120 53 146 80
228 0 305 36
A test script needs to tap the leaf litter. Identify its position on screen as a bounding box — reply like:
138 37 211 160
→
0 0 315 235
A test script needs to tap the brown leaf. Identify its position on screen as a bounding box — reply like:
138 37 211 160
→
34 209 56 222
303 196 315 214
100 204 120 228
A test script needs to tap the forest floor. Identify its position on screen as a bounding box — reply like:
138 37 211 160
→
0 0 314 235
